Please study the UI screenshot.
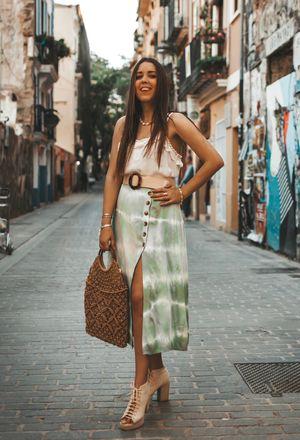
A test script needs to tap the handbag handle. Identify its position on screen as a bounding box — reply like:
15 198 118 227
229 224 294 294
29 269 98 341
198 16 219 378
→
98 246 117 260
98 246 118 272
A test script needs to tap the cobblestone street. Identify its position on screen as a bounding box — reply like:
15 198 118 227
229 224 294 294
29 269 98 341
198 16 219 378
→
1 186 300 440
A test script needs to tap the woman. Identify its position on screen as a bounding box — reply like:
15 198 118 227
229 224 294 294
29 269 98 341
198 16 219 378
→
179 150 194 219
99 57 224 431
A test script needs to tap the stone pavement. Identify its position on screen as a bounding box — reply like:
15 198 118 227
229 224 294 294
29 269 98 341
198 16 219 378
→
0 191 89 261
1 185 300 440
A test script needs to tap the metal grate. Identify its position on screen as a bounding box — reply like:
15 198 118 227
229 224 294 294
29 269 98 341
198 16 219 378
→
234 362 300 396
251 267 300 275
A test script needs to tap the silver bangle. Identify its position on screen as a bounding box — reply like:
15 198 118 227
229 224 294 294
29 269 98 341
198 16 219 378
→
100 224 112 230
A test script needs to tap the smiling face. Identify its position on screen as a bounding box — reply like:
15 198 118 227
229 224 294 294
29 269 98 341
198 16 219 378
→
135 61 157 103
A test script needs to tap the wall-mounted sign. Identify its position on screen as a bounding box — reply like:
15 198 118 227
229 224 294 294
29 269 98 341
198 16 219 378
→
265 19 295 57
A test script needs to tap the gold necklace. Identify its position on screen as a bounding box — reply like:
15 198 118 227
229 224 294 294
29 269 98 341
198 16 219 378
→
139 117 152 126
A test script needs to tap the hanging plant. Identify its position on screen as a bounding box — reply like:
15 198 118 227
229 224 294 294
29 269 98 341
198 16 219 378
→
55 39 71 59
44 109 60 128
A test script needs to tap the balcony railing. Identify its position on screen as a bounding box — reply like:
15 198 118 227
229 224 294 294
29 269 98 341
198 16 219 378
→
178 34 227 100
35 37 59 74
34 105 60 139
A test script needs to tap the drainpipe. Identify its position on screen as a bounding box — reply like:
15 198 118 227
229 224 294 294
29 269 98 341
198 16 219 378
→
238 0 245 241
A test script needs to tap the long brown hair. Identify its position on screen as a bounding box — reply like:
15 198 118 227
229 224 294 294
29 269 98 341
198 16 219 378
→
115 57 170 177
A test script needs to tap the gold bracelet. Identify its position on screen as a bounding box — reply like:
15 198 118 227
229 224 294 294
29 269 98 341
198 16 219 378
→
178 187 184 205
99 224 112 232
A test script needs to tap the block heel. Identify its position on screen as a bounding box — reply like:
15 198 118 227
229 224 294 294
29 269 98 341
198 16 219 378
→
157 381 170 401
147 366 170 402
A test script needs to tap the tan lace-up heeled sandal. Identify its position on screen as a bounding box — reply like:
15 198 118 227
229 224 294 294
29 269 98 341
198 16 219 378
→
147 366 170 401
119 380 152 431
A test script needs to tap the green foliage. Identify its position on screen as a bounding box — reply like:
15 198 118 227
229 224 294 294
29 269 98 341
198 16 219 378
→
35 34 71 60
196 55 226 72
55 38 71 59
90 54 130 159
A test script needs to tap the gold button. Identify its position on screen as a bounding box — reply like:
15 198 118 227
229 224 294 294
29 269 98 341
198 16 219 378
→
146 200 150 205
144 211 148 215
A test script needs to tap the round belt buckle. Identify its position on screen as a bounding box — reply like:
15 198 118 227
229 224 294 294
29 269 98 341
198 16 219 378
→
128 172 142 190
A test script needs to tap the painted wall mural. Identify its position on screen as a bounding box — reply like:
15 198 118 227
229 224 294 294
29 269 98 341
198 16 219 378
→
242 65 267 244
266 72 299 258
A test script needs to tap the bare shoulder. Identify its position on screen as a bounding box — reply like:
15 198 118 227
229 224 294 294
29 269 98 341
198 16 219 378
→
167 112 192 141
168 112 190 130
113 115 126 142
115 115 126 130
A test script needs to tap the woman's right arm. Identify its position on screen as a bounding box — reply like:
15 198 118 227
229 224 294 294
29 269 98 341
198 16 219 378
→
99 116 125 251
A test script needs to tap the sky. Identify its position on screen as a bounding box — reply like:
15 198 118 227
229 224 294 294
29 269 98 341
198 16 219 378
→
55 0 139 68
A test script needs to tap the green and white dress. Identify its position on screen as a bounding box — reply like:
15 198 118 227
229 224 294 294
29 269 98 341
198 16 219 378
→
112 133 189 355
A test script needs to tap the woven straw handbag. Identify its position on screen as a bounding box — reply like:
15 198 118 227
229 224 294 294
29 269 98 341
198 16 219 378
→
84 248 129 348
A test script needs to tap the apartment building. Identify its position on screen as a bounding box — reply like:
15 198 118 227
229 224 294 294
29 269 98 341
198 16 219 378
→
0 0 69 214
53 4 91 196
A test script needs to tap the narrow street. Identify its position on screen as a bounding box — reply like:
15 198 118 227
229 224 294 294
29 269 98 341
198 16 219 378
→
1 186 300 440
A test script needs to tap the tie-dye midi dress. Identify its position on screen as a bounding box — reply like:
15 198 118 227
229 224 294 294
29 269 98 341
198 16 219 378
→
112 134 189 355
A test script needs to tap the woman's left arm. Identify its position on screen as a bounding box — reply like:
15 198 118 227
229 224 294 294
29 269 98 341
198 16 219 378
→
152 113 224 206
174 113 224 199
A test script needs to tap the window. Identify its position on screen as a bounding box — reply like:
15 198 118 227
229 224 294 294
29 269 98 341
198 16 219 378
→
228 0 239 23
192 0 199 37
35 0 42 35
267 41 293 85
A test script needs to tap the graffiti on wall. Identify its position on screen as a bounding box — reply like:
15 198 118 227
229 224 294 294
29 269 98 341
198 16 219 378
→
266 72 299 257
242 65 267 243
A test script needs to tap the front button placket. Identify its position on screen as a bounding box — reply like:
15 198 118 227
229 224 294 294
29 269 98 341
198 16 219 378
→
142 193 152 247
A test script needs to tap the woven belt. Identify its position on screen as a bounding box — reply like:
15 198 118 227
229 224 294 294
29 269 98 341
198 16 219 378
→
123 172 176 190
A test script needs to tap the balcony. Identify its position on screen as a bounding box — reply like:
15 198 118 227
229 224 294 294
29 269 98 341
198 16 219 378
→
35 35 70 85
167 0 188 44
134 29 144 53
35 39 59 84
178 34 227 101
34 105 60 142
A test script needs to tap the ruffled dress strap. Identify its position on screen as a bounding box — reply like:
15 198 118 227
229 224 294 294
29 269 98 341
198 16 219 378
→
166 112 183 167
165 139 183 167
